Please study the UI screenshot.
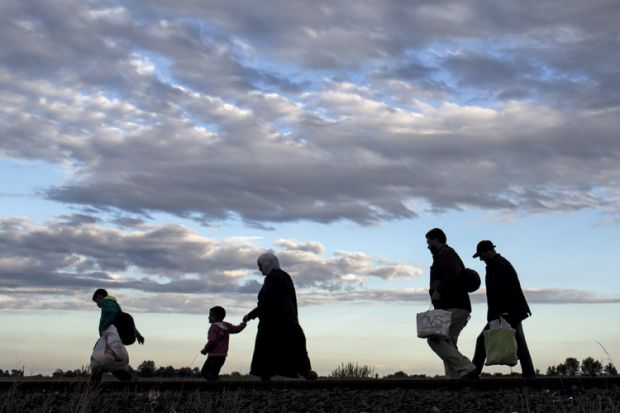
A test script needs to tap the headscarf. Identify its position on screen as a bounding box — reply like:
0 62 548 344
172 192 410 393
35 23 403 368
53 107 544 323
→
257 252 280 275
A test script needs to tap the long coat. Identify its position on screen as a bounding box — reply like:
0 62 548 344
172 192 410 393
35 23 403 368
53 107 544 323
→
246 269 312 378
485 254 532 324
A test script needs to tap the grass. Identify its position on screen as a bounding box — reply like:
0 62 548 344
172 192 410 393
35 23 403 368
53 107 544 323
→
1 378 619 412
329 362 376 379
0 383 246 413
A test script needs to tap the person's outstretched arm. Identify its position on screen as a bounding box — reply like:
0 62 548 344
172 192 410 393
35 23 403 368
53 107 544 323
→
229 321 247 334
135 328 145 345
243 308 259 322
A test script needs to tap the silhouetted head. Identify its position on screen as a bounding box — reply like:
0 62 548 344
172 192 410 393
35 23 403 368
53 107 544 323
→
257 252 280 276
92 288 108 304
209 306 226 323
425 228 447 254
473 240 496 261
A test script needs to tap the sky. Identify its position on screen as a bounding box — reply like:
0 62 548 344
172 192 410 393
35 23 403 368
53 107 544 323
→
1 0 619 377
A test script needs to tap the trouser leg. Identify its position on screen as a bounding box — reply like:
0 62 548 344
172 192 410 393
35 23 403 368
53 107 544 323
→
112 370 132 381
427 309 476 379
471 323 489 375
514 322 535 378
90 369 103 382
201 356 226 381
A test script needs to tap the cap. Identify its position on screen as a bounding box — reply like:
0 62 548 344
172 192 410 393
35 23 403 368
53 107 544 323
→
473 240 496 258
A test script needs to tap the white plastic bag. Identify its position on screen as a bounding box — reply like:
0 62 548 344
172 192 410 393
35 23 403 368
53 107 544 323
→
416 309 452 339
90 325 130 372
488 317 511 330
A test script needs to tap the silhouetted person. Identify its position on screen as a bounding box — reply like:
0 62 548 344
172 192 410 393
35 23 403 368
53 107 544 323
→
199 305 246 381
91 288 143 382
425 228 478 379
470 241 535 378
243 252 317 381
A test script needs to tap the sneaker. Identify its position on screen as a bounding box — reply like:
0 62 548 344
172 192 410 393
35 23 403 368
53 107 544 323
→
461 369 480 379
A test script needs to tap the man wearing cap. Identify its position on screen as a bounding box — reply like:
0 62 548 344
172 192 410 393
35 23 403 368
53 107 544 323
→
425 228 478 379
471 241 535 378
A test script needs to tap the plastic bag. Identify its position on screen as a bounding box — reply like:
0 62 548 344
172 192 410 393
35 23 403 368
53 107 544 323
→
90 325 130 372
483 318 518 366
416 309 452 339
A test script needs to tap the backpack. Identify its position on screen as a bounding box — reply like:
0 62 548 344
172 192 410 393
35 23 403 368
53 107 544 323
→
461 268 481 293
114 311 137 345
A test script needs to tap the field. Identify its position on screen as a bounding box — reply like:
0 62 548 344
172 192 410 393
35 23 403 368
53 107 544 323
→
1 377 619 412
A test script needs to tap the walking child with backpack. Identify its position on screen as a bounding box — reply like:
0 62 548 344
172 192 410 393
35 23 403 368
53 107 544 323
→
90 288 144 382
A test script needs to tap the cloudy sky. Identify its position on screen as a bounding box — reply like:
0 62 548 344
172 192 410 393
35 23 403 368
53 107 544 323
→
1 0 619 376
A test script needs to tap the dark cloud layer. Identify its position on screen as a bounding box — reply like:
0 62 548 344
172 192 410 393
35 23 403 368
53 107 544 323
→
0 0 618 226
1 214 618 312
1 217 617 312
2 286 617 314
0 217 420 299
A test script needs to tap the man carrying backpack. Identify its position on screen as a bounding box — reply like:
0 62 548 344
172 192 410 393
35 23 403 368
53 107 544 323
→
425 228 478 379
91 288 144 381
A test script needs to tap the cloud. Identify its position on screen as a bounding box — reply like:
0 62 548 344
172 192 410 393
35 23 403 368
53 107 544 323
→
2 286 617 314
0 211 614 313
0 217 422 300
36 92 619 224
296 288 620 307
523 288 620 304
0 0 619 227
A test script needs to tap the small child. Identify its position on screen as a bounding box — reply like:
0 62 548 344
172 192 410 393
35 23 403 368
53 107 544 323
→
200 306 246 380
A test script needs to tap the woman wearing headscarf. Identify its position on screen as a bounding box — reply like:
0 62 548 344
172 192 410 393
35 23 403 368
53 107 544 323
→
243 252 317 380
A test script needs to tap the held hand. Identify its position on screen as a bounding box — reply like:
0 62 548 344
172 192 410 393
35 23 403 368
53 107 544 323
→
242 314 249 323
